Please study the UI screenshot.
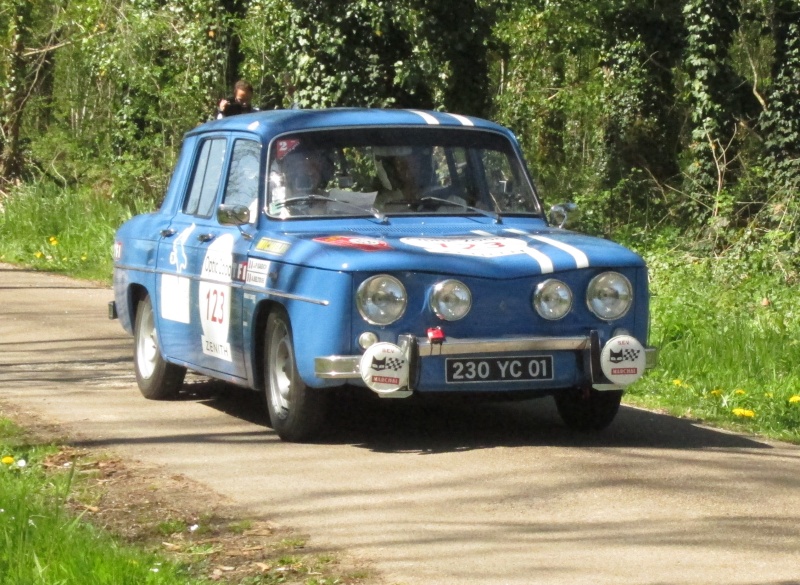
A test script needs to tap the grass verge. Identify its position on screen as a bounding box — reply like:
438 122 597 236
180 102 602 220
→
626 249 800 444
0 413 375 585
0 182 148 283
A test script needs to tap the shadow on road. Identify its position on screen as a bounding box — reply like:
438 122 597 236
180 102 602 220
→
181 379 771 453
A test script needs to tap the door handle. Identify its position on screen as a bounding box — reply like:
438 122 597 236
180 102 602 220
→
160 229 176 237
197 233 215 243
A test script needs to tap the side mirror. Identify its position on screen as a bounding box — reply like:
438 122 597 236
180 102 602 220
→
549 202 579 229
218 204 251 226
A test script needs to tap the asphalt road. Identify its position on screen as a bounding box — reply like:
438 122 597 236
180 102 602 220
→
1 263 799 585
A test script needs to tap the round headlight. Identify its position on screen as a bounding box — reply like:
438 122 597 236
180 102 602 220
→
357 275 407 325
533 279 572 320
430 280 472 321
587 272 632 320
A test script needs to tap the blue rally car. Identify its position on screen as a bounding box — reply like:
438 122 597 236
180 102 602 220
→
110 108 657 441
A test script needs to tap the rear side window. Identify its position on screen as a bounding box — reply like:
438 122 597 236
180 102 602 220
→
184 138 227 217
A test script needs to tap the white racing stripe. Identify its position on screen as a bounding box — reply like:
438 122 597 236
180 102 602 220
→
407 110 440 125
530 235 590 268
470 230 554 273
445 113 474 126
523 247 554 274
504 228 590 269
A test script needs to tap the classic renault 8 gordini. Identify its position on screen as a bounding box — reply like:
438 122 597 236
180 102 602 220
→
110 108 657 442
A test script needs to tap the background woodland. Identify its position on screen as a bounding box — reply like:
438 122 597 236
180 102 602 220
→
1 0 799 270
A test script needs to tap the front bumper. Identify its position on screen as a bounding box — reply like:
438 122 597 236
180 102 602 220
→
315 331 658 393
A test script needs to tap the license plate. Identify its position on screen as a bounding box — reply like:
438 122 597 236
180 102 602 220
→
445 356 554 383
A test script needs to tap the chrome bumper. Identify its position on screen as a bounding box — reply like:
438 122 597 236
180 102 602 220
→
315 333 658 380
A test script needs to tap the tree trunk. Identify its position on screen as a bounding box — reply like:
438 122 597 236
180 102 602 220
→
0 0 29 183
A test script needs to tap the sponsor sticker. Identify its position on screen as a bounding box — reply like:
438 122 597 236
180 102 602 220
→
600 335 646 386
359 342 409 393
400 236 530 258
199 234 234 362
233 262 248 283
275 139 301 160
169 224 196 274
245 258 271 287
313 235 392 251
256 238 291 255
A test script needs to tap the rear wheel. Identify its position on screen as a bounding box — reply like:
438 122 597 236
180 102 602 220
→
264 309 327 442
554 388 622 431
133 296 186 399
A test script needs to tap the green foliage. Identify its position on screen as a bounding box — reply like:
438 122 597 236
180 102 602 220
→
759 1 800 195
626 245 800 443
0 180 144 282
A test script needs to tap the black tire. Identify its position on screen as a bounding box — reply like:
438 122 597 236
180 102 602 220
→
133 296 186 399
554 388 623 431
264 309 328 442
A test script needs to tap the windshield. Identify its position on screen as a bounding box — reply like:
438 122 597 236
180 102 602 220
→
266 128 542 219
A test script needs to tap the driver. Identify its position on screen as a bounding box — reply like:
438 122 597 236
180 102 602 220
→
281 150 334 197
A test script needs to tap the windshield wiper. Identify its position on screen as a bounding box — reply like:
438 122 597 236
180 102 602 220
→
416 196 502 224
272 195 387 224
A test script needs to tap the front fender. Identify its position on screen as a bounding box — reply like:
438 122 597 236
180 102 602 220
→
247 263 354 388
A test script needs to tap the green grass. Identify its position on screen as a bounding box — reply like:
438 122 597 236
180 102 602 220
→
626 250 800 443
0 421 206 585
1 417 374 585
0 181 151 283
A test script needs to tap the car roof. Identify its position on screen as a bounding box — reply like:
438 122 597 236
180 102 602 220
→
189 108 515 141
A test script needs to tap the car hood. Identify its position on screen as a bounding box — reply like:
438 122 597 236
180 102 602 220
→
250 220 644 278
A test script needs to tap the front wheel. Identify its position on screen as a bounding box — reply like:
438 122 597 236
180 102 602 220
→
133 296 186 399
264 310 328 442
554 388 623 431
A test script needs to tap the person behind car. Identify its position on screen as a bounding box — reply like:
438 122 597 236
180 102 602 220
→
217 80 259 119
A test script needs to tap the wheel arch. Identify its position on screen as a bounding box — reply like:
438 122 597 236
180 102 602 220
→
249 299 287 391
126 283 151 328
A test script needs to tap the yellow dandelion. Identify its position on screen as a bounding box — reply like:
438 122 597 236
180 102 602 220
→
1 456 14 465
734 389 746 395
789 395 800 404
710 389 722 397
48 236 58 246
81 255 87 261
732 408 755 418
672 379 684 387
34 251 43 259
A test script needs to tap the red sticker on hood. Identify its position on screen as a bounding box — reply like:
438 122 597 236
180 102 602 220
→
314 236 392 251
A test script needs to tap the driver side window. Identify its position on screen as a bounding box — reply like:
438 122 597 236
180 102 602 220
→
222 139 261 222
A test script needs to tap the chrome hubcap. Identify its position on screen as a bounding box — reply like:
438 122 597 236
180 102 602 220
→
269 323 293 418
136 303 158 379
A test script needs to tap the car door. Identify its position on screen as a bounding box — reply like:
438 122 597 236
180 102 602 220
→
155 134 259 381
194 136 261 380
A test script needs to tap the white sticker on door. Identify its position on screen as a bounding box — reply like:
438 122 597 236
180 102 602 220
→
199 234 234 361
